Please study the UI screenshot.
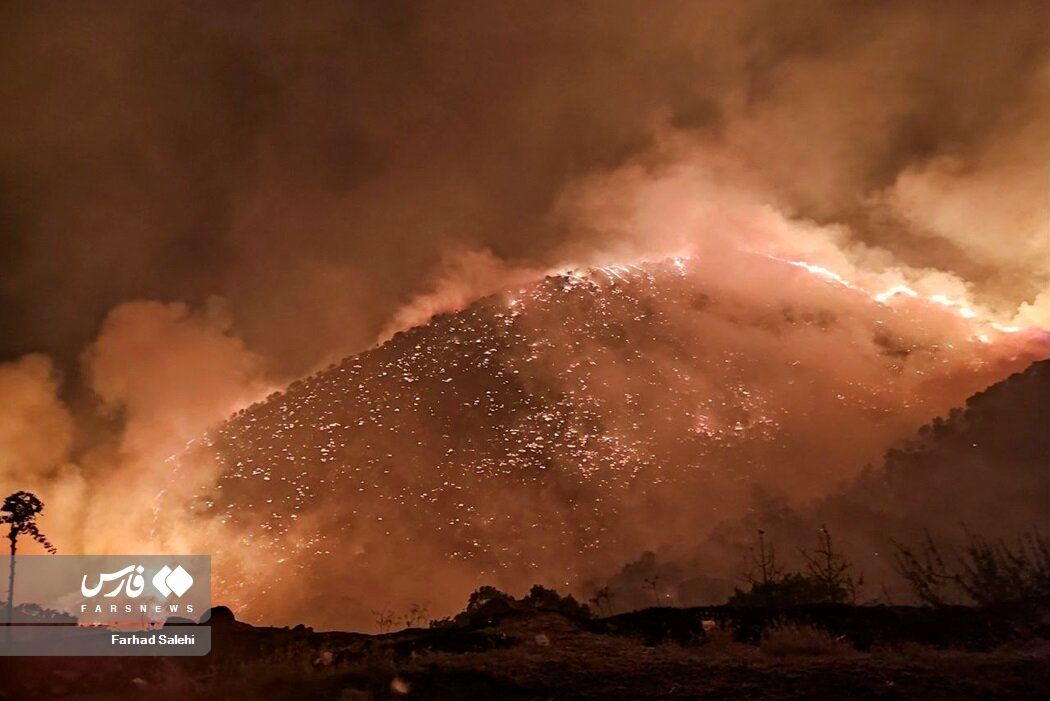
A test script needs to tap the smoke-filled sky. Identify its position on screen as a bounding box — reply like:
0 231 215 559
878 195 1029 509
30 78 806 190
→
3 0 1047 370
1 1 1048 600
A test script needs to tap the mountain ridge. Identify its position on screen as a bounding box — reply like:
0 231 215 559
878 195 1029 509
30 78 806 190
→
164 256 1047 627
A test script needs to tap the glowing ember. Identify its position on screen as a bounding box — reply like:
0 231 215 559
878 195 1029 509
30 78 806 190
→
165 254 1047 629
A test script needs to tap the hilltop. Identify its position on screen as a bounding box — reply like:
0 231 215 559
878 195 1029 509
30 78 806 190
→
166 256 1046 628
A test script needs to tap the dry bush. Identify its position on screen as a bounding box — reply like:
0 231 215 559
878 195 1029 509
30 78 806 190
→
700 623 754 658
144 643 400 700
893 529 1050 606
869 640 943 660
759 622 853 658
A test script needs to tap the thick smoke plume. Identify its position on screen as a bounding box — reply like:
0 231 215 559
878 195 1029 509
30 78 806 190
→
0 302 273 554
0 1 1046 623
2 1 1046 370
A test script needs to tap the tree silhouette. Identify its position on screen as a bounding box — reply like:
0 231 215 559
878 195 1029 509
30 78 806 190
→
370 606 396 633
404 602 429 628
730 527 861 607
589 586 613 616
745 529 784 587
2 491 56 630
799 525 862 604
893 527 1050 606
643 575 660 606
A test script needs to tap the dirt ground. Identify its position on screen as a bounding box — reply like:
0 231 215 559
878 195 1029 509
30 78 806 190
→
3 607 1049 700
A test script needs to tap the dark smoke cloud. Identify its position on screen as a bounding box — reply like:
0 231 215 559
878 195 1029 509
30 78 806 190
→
2 0 1046 376
0 1 1047 617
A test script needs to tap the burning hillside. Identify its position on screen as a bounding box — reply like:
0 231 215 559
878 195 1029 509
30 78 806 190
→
165 254 1047 629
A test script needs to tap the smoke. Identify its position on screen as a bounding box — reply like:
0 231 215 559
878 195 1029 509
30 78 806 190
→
83 299 271 466
0 354 95 555
378 249 546 342
0 354 76 493
0 301 274 553
875 81 1049 315
2 1 1047 371
0 0 1046 623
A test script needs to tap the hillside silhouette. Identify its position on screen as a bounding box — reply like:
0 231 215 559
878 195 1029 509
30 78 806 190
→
686 359 1050 606
166 256 1046 628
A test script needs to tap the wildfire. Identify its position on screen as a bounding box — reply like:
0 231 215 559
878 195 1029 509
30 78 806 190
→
770 257 857 290
874 285 919 303
520 252 1037 346
535 253 1036 341
757 255 1032 339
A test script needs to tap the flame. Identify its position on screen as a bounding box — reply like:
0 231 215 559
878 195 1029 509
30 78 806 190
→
773 258 856 289
874 284 920 303
735 254 1034 338
531 253 1037 342
875 286 984 325
758 257 1033 336
595 265 631 282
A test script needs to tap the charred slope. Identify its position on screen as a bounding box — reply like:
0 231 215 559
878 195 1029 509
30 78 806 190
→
169 256 1046 627
694 359 1050 605
828 358 1050 538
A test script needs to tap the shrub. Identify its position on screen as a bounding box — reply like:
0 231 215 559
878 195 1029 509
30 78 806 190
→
521 585 591 619
759 622 852 657
729 526 861 606
727 573 829 607
433 584 591 629
700 622 752 657
893 529 1050 606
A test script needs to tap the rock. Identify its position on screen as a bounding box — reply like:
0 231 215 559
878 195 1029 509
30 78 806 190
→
199 606 236 626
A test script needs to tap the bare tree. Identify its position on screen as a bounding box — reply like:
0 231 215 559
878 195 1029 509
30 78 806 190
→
404 602 429 628
643 576 660 607
894 528 1050 606
745 529 784 587
955 529 1050 604
2 492 56 631
588 586 613 616
892 531 954 606
371 607 397 633
799 525 862 604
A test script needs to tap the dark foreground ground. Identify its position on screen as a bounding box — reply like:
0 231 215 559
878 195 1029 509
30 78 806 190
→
2 600 1049 700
